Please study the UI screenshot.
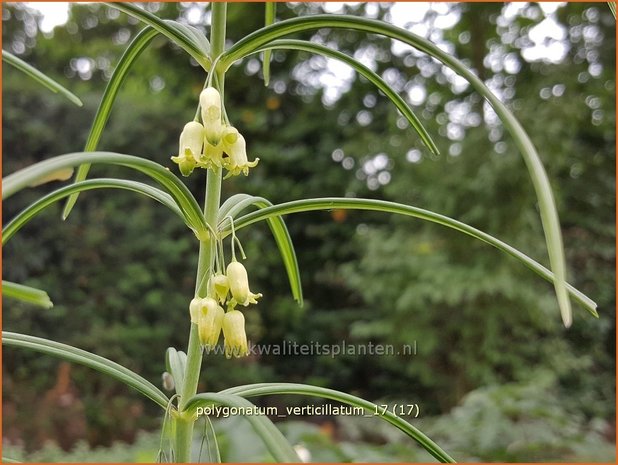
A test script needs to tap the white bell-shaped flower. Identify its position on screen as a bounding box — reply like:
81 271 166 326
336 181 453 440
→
223 132 259 177
200 87 224 146
226 260 262 307
171 121 204 176
208 273 230 305
199 87 222 122
189 297 202 324
222 310 249 358
197 297 224 350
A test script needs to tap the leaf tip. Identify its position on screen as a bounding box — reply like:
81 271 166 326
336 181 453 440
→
558 293 573 328
62 196 78 220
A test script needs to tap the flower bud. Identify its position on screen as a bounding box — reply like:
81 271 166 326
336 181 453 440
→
162 371 175 391
222 310 249 358
208 273 230 304
198 297 224 350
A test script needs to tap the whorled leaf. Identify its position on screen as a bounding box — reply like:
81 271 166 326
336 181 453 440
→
253 39 438 154
62 26 160 219
228 198 597 317
3 152 207 239
3 50 82 106
3 179 185 246
2 281 53 308
103 3 210 69
262 3 276 86
3 331 169 409
213 383 454 463
219 14 574 327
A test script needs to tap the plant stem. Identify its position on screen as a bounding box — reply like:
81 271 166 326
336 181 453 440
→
175 3 227 462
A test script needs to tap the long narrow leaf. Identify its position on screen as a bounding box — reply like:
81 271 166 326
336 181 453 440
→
220 15 574 326
3 50 82 106
210 383 454 463
2 152 207 238
3 179 185 246
62 26 159 219
2 281 53 308
181 393 300 462
253 39 437 154
262 3 276 86
218 195 302 305
3 331 169 409
229 198 597 317
103 3 210 69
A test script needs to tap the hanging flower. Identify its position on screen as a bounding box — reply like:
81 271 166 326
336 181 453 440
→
204 120 223 147
197 297 224 350
208 273 230 305
221 125 239 146
222 310 249 358
189 297 202 324
200 87 224 146
226 260 262 307
201 140 225 168
171 121 204 177
223 132 259 177
200 87 222 122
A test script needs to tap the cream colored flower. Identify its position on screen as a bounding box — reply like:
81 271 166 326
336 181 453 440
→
208 273 230 305
202 140 225 168
189 297 202 324
171 121 204 176
222 310 249 358
222 131 259 177
200 87 224 145
197 297 224 350
199 87 222 122
226 260 262 307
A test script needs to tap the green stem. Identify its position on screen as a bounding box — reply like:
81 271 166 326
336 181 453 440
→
174 3 227 462
210 3 227 65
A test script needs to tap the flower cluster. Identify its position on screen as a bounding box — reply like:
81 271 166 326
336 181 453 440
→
171 87 259 178
189 260 262 358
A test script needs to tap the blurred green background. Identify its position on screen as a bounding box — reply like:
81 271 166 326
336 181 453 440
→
2 2 615 462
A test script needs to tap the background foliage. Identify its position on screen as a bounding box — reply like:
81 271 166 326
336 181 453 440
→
3 2 615 461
